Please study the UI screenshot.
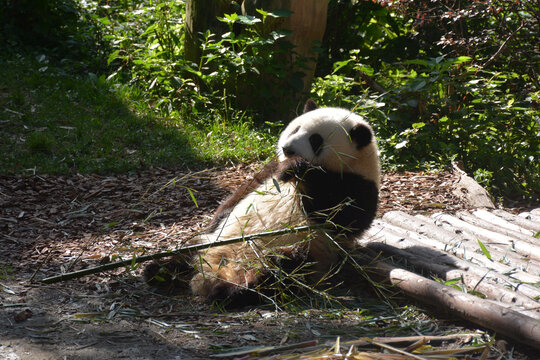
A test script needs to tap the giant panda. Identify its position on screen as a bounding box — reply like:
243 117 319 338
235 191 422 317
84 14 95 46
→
144 99 380 307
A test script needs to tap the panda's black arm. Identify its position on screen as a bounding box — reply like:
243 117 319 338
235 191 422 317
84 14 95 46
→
206 161 279 232
293 165 379 234
276 156 314 183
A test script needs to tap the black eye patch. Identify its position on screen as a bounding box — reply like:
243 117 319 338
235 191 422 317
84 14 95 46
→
349 124 372 149
309 134 323 156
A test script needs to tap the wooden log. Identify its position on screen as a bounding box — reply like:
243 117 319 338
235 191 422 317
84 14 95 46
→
519 210 540 223
381 212 540 277
473 209 536 236
492 209 540 232
461 211 536 242
452 162 495 209
451 162 495 209
530 208 540 216
364 223 540 304
416 213 540 275
368 260 540 350
434 213 540 261
363 241 540 317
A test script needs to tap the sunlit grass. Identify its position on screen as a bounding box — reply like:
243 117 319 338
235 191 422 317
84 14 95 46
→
0 54 276 175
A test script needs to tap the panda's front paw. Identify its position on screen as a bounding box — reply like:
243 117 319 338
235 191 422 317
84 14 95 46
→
143 255 194 293
277 157 311 182
190 269 269 309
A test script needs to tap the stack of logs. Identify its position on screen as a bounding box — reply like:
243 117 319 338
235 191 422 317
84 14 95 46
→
359 208 540 350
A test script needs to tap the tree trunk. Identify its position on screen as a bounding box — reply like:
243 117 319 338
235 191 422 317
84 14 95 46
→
242 0 328 97
184 0 239 65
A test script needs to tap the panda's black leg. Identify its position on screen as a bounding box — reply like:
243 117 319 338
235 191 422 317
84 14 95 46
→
206 247 311 309
143 254 194 293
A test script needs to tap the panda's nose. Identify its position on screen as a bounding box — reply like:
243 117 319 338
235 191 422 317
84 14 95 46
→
282 146 295 157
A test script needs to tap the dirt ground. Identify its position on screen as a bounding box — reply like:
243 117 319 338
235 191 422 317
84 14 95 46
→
0 165 533 359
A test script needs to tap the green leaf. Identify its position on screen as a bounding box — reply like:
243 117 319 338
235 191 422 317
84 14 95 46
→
272 178 281 193
454 56 472 64
131 255 137 268
332 59 352 74
267 9 293 18
237 15 261 25
477 240 492 261
107 50 120 66
411 79 427 91
412 122 425 129
104 221 119 230
444 277 462 286
186 188 198 208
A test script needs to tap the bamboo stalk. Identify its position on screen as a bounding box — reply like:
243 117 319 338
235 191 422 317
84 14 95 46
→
39 225 319 284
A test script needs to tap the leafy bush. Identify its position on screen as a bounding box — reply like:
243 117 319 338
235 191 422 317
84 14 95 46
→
102 2 301 121
6 0 537 202
310 0 539 202
197 9 304 121
1 0 107 71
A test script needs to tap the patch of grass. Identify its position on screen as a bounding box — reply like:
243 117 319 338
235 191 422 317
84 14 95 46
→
0 264 15 280
186 113 278 165
0 53 276 175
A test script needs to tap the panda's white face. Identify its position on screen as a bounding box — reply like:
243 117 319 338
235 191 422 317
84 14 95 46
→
277 107 380 188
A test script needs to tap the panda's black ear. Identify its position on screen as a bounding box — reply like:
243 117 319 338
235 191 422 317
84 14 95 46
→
349 124 373 149
303 99 318 113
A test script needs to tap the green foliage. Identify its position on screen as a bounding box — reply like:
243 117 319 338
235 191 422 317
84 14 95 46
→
0 0 108 71
100 1 300 121
197 9 303 120
2 0 538 203
311 0 539 202
95 0 192 113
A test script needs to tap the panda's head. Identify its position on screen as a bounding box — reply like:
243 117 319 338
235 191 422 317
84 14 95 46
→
277 100 380 188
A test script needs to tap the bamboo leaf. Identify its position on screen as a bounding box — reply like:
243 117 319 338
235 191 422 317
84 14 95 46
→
477 240 492 261
272 178 281 193
186 188 198 208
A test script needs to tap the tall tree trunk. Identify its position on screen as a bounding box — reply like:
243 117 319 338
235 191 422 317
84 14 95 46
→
184 0 328 120
184 0 239 65
242 0 328 97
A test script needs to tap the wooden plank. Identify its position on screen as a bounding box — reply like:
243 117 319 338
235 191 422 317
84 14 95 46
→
368 260 540 350
433 213 540 261
472 209 536 236
364 222 540 302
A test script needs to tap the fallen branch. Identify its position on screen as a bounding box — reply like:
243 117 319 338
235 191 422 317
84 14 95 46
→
368 260 540 350
39 225 320 284
358 70 387 94
482 21 525 68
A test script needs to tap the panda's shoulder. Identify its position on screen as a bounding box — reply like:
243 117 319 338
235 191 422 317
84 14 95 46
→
206 161 280 231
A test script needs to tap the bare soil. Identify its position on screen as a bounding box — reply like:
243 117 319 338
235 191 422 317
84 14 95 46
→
0 165 528 359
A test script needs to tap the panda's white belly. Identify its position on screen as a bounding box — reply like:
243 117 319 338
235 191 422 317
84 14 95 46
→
200 178 309 248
